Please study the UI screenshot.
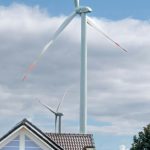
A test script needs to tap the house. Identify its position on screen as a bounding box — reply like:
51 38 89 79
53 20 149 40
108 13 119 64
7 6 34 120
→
0 119 96 150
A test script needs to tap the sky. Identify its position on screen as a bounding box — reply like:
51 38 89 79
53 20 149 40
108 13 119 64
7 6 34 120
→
0 0 150 150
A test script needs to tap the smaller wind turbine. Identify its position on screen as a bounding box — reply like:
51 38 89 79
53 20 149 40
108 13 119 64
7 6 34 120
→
39 89 69 133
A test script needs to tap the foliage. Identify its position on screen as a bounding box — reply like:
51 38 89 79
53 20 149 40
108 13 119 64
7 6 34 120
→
130 124 150 150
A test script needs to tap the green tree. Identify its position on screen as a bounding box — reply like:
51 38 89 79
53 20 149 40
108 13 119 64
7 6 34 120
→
130 124 150 150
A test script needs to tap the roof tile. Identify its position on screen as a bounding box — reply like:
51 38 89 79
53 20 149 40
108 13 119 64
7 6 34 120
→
46 133 95 150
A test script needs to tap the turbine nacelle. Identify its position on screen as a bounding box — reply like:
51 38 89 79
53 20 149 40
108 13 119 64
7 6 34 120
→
76 6 92 14
56 112 64 117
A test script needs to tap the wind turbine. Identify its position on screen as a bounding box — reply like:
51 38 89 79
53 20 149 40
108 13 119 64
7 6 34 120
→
39 89 68 133
23 0 127 134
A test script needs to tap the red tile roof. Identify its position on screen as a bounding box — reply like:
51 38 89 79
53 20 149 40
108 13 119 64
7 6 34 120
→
46 133 95 150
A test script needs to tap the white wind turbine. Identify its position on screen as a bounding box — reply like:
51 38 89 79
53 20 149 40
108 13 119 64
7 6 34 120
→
23 0 127 134
39 89 69 133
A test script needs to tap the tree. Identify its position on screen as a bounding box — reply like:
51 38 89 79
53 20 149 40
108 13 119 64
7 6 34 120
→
130 124 150 150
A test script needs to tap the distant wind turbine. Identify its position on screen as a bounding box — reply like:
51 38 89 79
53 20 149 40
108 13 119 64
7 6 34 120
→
23 0 127 134
39 89 69 133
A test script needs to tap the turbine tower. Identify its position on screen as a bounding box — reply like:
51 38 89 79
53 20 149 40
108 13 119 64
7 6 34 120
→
77 3 92 134
23 0 127 134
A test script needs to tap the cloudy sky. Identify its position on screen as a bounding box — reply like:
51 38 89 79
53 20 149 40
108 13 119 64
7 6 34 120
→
0 0 150 150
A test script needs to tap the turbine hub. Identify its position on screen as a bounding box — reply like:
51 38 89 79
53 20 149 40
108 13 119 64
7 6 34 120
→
76 6 92 14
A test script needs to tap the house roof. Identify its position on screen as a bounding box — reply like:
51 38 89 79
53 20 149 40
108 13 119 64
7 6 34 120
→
46 133 95 150
0 119 63 150
0 119 95 150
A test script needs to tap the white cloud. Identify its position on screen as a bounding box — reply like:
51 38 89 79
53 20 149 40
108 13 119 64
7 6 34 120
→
119 145 129 150
0 3 150 136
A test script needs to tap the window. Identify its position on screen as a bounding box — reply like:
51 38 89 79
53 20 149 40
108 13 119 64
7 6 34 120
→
25 136 43 150
1 136 19 150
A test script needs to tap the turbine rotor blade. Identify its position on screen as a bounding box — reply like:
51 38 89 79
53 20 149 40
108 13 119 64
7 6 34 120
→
74 0 79 8
87 17 127 52
22 11 77 80
56 88 71 112
39 100 56 115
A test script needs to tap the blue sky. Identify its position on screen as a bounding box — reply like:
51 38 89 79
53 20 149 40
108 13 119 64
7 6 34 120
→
0 0 150 20
0 0 150 150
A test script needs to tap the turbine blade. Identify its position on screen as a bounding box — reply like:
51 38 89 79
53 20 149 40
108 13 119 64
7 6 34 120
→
74 0 79 8
39 100 56 115
55 115 57 133
22 12 77 80
87 17 127 52
56 88 70 112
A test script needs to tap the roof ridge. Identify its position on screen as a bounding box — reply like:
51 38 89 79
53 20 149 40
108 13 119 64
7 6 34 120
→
45 132 93 136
